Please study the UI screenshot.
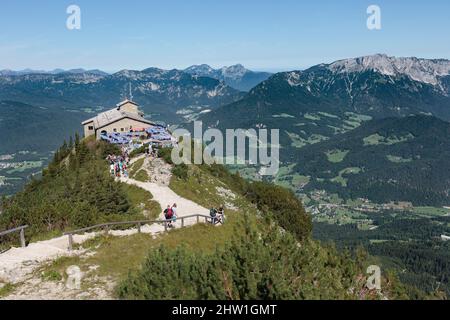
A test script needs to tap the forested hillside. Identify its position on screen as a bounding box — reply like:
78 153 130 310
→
314 212 450 298
0 101 86 153
0 136 159 243
292 115 450 206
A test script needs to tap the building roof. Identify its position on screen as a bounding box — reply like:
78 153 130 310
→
116 99 139 108
82 107 154 129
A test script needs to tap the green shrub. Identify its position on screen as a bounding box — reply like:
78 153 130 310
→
117 222 366 300
96 141 122 159
172 164 188 181
243 181 312 241
158 147 173 164
0 283 16 298
41 270 63 282
200 164 312 241
133 170 149 182
129 158 145 177
130 145 146 158
0 139 135 241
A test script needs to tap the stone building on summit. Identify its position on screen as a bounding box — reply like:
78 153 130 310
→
82 99 154 139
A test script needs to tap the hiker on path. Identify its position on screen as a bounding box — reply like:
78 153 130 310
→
210 207 218 225
217 206 225 224
164 205 174 228
171 203 178 225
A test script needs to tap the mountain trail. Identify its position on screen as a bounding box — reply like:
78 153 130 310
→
0 162 210 299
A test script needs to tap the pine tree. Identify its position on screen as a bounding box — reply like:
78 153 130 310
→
74 132 80 152
69 136 74 150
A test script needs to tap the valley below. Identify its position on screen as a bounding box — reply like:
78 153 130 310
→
1 54 450 298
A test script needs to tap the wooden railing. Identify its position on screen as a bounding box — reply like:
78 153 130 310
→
64 214 214 251
0 225 29 249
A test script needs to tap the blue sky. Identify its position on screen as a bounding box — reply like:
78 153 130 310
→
0 0 449 72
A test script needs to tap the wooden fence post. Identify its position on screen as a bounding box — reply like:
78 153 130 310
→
20 228 26 248
54 215 224 253
68 234 73 251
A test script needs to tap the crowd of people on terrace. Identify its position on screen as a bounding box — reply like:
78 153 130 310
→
100 125 172 146
106 149 130 178
102 124 174 179
102 128 226 228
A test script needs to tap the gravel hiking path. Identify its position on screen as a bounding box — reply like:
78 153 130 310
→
0 156 210 299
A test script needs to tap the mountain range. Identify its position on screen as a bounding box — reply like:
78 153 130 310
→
0 66 250 195
1 54 450 204
199 54 450 206
0 64 271 152
184 64 272 91
0 68 109 77
0 67 245 123
0 63 274 194
0 63 272 92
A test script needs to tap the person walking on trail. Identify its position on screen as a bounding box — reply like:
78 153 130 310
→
210 207 218 225
171 203 178 226
217 206 225 224
164 205 173 228
163 205 170 219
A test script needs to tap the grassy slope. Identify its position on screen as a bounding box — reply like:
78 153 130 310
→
121 183 161 220
35 162 246 295
128 157 150 182
169 165 251 212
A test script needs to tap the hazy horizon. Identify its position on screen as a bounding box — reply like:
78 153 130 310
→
3 52 450 75
1 0 450 71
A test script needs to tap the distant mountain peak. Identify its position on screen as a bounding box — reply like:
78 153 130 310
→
220 64 248 79
0 68 109 77
184 64 272 91
185 63 248 78
328 54 450 85
184 64 215 75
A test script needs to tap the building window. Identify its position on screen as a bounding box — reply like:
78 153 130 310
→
121 128 124 132
88 126 94 130
113 129 117 132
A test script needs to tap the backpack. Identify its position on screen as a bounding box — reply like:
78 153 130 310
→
210 208 217 217
166 208 173 219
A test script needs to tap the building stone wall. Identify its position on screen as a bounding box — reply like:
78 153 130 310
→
95 118 152 139
83 121 95 138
